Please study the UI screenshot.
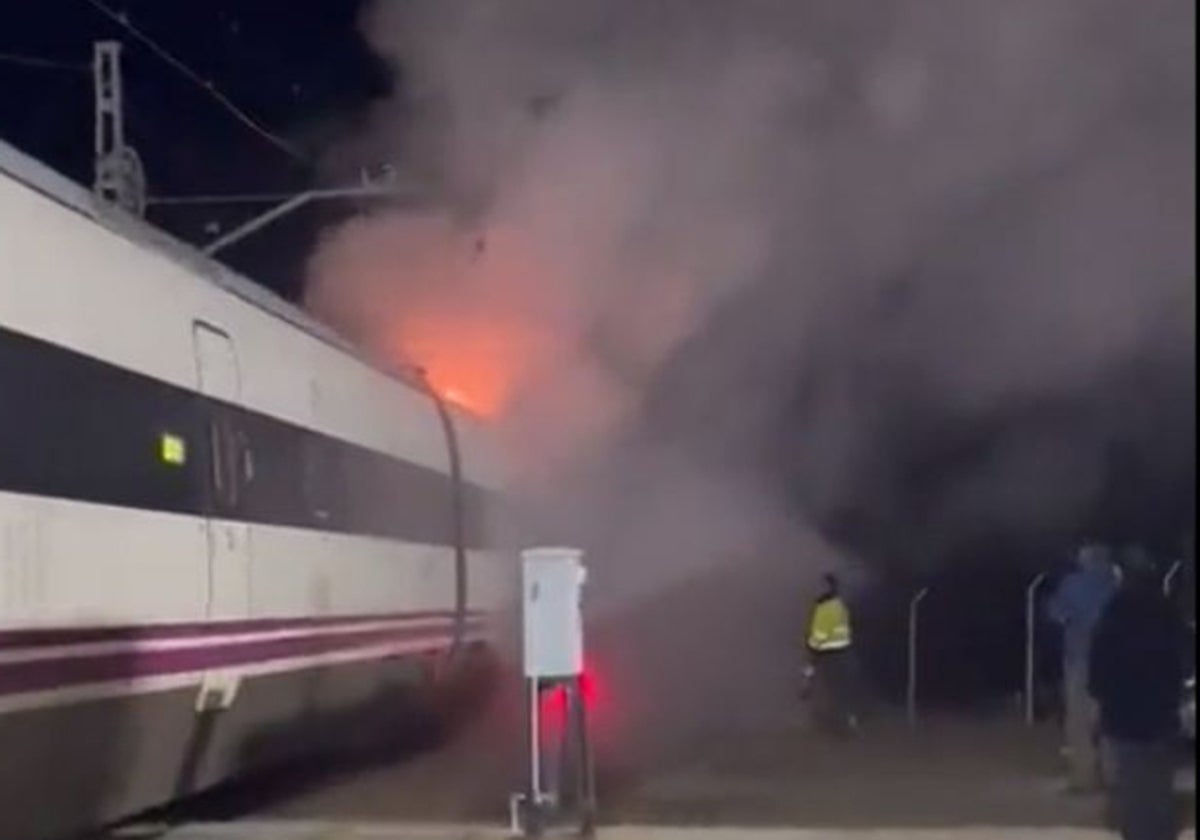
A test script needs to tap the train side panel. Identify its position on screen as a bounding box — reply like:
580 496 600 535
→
0 152 512 840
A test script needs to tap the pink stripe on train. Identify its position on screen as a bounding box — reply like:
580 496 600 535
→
0 611 488 698
0 610 478 648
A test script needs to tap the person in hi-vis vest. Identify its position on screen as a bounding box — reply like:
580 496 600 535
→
804 572 859 734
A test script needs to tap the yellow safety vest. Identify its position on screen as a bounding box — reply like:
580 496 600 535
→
808 596 852 652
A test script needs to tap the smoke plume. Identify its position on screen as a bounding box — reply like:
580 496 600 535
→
305 0 1195 744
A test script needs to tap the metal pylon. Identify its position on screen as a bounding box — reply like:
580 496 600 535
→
93 40 146 216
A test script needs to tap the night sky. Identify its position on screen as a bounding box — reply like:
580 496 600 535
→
3 1 388 298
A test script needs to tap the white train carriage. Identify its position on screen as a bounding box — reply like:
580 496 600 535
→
0 140 511 840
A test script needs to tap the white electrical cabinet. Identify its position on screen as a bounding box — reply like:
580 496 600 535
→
521 546 587 679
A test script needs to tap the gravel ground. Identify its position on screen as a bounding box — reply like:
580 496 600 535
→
146 821 1197 840
200 709 1192 832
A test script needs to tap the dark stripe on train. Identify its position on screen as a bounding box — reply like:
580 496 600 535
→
0 324 488 547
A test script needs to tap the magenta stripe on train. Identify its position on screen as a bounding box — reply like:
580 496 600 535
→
0 609 482 649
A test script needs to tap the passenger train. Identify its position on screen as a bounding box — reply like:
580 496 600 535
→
0 140 511 840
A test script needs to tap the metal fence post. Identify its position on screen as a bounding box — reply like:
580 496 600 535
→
1164 560 1183 598
1025 572 1048 726
907 587 930 729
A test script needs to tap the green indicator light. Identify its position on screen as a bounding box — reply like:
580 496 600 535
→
160 432 187 466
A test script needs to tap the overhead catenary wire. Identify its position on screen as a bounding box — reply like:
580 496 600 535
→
81 0 309 166
0 51 87 72
147 191 324 206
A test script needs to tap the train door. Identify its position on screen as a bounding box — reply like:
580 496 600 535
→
192 321 251 620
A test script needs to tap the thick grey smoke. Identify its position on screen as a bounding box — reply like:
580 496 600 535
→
306 0 1195 745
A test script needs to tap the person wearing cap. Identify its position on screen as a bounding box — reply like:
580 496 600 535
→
1089 548 1187 840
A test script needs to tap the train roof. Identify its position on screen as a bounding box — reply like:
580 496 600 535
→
0 138 432 396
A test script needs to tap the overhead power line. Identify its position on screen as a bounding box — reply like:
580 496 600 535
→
82 0 310 166
0 51 87 72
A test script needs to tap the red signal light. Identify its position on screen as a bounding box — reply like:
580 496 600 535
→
536 660 606 742
578 662 601 708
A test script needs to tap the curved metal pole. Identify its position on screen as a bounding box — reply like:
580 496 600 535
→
908 587 930 729
427 386 469 659
1025 572 1048 726
1163 560 1183 598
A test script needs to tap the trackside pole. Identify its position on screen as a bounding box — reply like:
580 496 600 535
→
1163 559 1182 598
510 547 594 838
1025 572 1048 726
907 587 930 729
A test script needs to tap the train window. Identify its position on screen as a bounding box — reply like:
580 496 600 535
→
302 437 342 526
235 429 255 485
207 413 243 512
208 420 227 505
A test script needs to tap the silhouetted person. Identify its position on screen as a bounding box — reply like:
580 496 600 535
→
1048 543 1119 791
1089 550 1187 840
804 573 857 735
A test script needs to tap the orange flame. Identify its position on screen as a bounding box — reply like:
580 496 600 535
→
394 308 548 417
381 224 570 418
